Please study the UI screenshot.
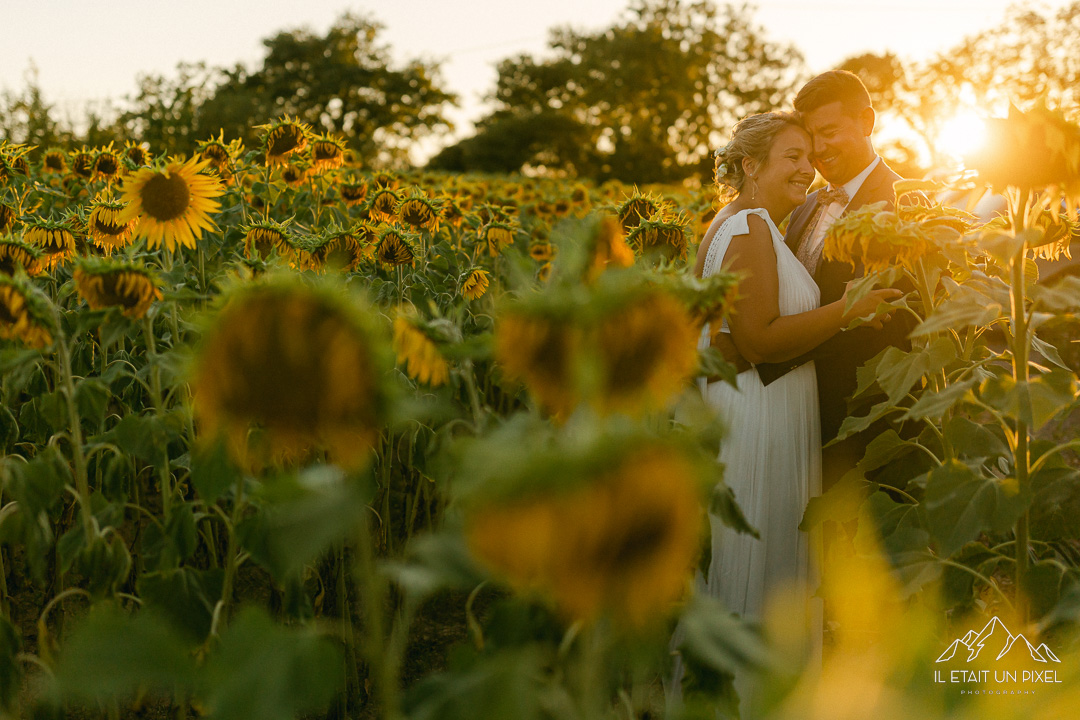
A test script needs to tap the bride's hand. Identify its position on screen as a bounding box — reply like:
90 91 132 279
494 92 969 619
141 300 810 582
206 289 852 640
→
840 283 902 328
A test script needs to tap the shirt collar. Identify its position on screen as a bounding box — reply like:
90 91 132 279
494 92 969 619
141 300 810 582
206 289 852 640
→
830 155 881 205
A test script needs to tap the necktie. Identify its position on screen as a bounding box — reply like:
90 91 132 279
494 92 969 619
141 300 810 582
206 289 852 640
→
795 186 850 275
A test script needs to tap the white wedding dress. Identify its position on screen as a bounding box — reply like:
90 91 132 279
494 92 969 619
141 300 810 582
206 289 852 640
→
672 207 823 715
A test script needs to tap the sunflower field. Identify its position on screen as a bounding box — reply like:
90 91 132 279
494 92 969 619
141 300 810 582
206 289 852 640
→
1 105 1080 720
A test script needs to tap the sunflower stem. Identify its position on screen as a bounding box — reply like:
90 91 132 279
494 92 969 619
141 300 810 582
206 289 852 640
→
54 313 94 540
143 315 172 521
1009 187 1032 624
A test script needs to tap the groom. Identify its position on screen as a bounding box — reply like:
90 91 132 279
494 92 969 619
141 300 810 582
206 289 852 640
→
726 70 913 491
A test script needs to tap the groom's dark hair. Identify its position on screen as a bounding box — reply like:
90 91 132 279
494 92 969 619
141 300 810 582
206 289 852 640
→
793 70 872 117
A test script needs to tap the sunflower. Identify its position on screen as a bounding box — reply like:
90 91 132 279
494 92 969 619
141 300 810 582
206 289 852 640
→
528 240 555 262
0 202 16 235
339 181 368 207
260 116 311 166
73 257 162 319
482 222 516 257
190 281 388 471
118 156 224 252
0 241 42 276
367 188 399 221
123 141 152 168
309 224 371 273
24 220 76 270
396 194 442 233
310 134 346 173
627 213 690 261
616 188 665 232
465 443 702 628
87 198 137 254
281 162 309 188
93 147 122 183
375 226 418 268
461 268 490 301
495 306 581 419
393 311 450 386
71 148 95 179
824 203 937 274
0 275 53 348
242 219 292 262
372 172 398 189
593 291 699 416
42 148 68 174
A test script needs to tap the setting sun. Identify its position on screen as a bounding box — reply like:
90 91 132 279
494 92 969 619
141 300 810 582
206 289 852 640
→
938 111 988 159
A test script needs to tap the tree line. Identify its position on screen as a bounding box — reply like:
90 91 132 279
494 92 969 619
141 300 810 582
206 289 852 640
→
2 0 1078 182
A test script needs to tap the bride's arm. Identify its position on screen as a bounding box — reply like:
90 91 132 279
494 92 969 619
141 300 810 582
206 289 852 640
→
725 215 897 365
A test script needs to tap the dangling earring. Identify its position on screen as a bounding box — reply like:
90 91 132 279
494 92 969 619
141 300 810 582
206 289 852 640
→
750 175 757 201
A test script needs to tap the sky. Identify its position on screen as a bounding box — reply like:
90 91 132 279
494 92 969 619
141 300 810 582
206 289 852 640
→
1 0 1071 156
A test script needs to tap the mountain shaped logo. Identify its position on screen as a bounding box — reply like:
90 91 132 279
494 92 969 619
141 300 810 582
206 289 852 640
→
935 617 1061 664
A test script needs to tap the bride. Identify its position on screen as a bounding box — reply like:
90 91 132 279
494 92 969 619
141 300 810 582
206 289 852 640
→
684 112 898 710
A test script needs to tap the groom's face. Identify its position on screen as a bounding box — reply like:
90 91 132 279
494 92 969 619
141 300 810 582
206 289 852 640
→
802 101 875 186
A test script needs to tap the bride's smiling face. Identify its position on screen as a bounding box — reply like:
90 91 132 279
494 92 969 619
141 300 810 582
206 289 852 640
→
746 126 815 210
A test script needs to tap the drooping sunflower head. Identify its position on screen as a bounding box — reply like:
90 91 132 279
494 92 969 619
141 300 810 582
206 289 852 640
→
592 288 699 416
372 171 398 189
367 188 400 221
310 133 346 173
824 202 938 274
196 131 232 166
260 116 312 166
42 148 68 174
93 146 122 182
280 161 310 188
0 240 42 277
73 257 163 319
495 299 581 419
0 202 17 236
649 263 742 334
392 308 456 387
118 155 224 252
191 280 390 471
396 193 443 233
71 148 95 179
0 274 54 349
123 141 153 168
339 180 369 207
241 218 293 262
482 221 517 257
615 187 666 233
461 267 490 301
528 239 556 263
0 145 30 182
309 223 371 273
374 226 418 269
23 219 77 270
462 432 704 629
626 212 690 261
87 197 137 254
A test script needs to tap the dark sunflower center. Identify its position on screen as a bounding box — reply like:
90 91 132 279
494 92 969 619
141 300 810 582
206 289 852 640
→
127 148 147 165
400 203 432 227
141 173 191 221
45 155 66 171
605 324 664 394
314 142 341 161
73 155 94 178
593 509 670 569
201 144 228 163
0 206 14 233
341 184 366 201
0 257 16 276
0 295 17 324
92 213 128 236
373 194 396 214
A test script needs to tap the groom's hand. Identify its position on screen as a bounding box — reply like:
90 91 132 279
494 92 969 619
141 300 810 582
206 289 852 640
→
707 332 753 379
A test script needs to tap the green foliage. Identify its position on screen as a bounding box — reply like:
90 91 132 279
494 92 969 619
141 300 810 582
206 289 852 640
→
431 0 803 182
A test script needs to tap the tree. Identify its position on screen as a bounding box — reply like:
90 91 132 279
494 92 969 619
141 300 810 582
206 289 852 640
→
430 0 804 183
195 12 457 166
117 62 221 156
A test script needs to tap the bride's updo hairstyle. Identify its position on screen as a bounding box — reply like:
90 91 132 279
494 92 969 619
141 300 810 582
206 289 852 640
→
714 112 804 200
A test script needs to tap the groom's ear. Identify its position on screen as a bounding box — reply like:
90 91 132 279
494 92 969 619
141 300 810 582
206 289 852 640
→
859 106 876 136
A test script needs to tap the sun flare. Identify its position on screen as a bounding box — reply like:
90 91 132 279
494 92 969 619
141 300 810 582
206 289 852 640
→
938 111 987 159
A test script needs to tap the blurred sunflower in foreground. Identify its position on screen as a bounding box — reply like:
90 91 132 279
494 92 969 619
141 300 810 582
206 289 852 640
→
495 276 699 419
73 257 162 319
465 436 703 628
190 280 390 471
0 240 42 277
118 156 224 252
0 274 53 348
24 220 76 271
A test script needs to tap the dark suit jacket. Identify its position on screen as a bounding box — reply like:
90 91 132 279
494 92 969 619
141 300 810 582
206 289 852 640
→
755 159 913 444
